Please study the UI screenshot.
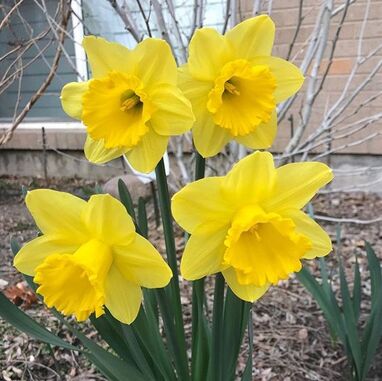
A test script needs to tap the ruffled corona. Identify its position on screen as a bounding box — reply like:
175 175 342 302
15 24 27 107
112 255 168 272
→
172 151 333 302
223 206 311 287
14 190 172 324
207 60 276 136
82 72 154 149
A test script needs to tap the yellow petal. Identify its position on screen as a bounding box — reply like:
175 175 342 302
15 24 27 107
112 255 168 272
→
25 190 88 242
134 38 177 86
264 162 333 211
172 177 233 234
82 36 134 78
225 15 275 59
251 56 304 103
178 66 229 157
125 128 168 173
188 28 233 81
84 135 127 164
82 194 135 246
178 65 213 98
113 235 172 288
222 267 270 302
60 81 88 120
149 84 194 136
222 151 276 206
235 110 277 149
180 225 229 280
193 111 231 158
281 209 332 259
104 265 142 324
14 235 80 276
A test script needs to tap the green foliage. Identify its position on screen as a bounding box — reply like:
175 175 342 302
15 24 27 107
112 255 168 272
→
297 240 382 381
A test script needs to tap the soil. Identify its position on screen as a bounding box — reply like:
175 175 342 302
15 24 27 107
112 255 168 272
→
1 175 382 381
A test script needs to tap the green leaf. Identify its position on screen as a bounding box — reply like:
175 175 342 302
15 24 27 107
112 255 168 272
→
297 267 346 345
118 178 136 221
0 292 77 351
133 299 177 381
338 257 362 378
352 255 362 323
137 197 148 238
221 288 251 381
191 279 210 381
155 159 189 380
208 273 225 381
90 313 136 366
51 309 145 381
360 243 382 380
241 307 253 381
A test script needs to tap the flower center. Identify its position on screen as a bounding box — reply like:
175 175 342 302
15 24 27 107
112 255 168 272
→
120 91 141 112
34 239 113 321
223 205 311 287
82 72 155 149
207 59 276 136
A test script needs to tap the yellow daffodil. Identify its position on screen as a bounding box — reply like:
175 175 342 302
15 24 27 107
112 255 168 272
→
179 15 304 157
172 151 333 302
14 190 172 323
61 37 194 173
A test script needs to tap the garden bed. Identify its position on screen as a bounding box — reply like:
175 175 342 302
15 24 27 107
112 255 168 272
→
1 176 381 381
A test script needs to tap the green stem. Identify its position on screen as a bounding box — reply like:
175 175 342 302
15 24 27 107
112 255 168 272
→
209 273 225 381
191 152 209 380
155 158 189 380
194 152 206 180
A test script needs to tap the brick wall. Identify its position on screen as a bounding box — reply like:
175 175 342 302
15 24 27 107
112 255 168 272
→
242 0 382 154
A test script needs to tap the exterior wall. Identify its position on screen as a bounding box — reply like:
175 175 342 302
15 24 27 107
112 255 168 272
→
0 0 77 121
239 0 382 154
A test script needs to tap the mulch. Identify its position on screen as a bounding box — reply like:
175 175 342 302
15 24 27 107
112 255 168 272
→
1 176 381 381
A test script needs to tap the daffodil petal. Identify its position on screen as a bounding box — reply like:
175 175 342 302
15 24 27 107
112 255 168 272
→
13 235 80 276
281 209 332 259
82 36 134 78
225 15 275 59
113 235 172 288
223 267 270 302
149 84 194 136
105 265 142 324
235 110 277 149
60 81 88 120
193 112 231 158
84 135 127 164
172 177 233 234
134 38 177 86
125 128 168 173
251 56 304 103
25 190 88 242
264 162 333 211
178 65 213 99
188 28 233 81
82 194 135 246
179 66 228 157
180 225 229 280
222 151 276 206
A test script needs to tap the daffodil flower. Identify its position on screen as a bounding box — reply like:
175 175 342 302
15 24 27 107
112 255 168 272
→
172 151 333 302
179 15 304 157
61 37 194 173
14 190 172 323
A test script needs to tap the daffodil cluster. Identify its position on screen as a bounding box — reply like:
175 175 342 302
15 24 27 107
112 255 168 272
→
14 15 333 326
